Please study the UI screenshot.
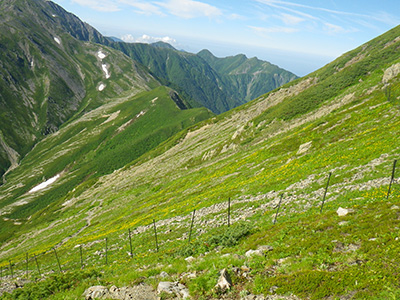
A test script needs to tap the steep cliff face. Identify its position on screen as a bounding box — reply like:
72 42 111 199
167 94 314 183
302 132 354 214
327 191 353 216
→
0 0 156 179
197 50 298 102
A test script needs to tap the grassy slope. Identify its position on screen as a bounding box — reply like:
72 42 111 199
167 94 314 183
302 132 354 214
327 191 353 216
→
0 0 157 178
0 86 213 242
1 26 400 300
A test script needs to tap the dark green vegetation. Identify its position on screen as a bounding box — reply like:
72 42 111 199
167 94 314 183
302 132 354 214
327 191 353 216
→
1 0 400 299
0 0 296 180
110 42 297 114
0 0 159 178
1 270 101 300
198 49 297 103
0 85 212 241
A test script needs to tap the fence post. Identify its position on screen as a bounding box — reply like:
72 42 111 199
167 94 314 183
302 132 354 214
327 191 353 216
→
80 245 83 268
387 160 397 199
320 172 332 213
53 248 62 273
273 194 283 225
228 198 231 227
128 229 133 258
153 219 159 252
34 254 41 276
9 260 13 279
26 252 29 278
105 238 108 265
188 209 196 244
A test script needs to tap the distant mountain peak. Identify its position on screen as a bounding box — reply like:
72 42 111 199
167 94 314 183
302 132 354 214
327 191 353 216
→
151 41 177 50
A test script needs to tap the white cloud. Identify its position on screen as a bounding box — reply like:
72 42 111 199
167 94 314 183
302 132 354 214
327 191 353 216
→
249 25 299 34
324 23 345 34
155 0 222 19
71 0 223 19
255 0 400 30
280 13 304 25
228 13 247 20
121 34 177 45
71 0 120 12
118 0 164 16
324 23 358 35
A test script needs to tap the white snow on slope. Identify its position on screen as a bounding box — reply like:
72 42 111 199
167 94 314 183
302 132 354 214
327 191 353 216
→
98 83 106 91
102 64 110 79
54 37 61 45
98 50 106 60
29 174 60 193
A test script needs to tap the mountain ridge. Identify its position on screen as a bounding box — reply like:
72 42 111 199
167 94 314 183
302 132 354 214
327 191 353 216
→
111 41 298 113
1 1 400 299
0 0 296 179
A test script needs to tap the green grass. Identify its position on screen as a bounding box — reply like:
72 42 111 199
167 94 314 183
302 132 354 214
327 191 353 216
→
0 86 212 240
1 23 400 300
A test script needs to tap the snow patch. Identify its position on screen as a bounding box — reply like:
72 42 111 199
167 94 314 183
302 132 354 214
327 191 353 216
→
97 50 106 60
54 37 61 45
151 97 158 103
98 83 106 91
102 64 110 79
29 174 60 193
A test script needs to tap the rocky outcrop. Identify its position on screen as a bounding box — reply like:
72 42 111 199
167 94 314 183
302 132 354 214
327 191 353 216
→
84 284 157 300
383 63 400 84
245 245 273 258
215 268 232 291
157 281 190 299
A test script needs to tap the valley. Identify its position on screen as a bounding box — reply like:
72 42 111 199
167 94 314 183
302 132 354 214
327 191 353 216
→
0 0 400 299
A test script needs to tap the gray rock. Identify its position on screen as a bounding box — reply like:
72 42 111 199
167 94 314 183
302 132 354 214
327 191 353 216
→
84 284 157 300
84 286 110 300
297 141 312 155
245 249 264 257
160 271 169 278
184 256 195 263
245 245 273 258
257 245 273 253
180 271 197 279
157 281 189 299
337 207 349 217
215 268 232 291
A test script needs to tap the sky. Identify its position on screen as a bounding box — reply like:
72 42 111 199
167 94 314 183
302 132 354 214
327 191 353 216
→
52 0 400 76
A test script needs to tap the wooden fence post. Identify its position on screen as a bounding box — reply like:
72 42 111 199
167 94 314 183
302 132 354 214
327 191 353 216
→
9 260 13 279
153 219 159 252
228 198 231 227
320 172 332 213
80 245 84 268
188 209 196 244
53 248 62 273
105 238 108 265
387 160 397 199
128 229 133 257
26 253 29 278
34 254 41 276
273 194 283 225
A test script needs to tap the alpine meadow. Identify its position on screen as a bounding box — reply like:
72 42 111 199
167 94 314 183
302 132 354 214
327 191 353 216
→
0 0 400 299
